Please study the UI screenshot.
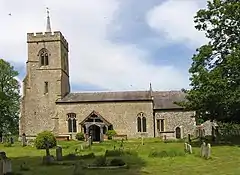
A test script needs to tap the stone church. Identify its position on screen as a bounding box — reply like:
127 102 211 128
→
19 12 196 141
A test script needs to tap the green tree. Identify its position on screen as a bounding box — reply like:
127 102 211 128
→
0 59 20 135
178 0 240 123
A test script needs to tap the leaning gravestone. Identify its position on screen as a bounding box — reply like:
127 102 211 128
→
56 146 63 161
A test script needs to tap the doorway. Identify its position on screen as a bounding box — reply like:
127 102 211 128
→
89 125 100 141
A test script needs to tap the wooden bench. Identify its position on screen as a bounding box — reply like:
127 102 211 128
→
112 134 127 140
56 135 70 141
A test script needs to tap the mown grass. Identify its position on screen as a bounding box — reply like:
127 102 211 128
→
1 138 240 175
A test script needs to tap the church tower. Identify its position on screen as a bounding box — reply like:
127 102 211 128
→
19 9 70 137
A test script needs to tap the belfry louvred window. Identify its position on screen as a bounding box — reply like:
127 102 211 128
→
39 49 49 66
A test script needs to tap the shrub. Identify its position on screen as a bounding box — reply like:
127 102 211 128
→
34 131 56 149
106 130 117 140
109 158 125 166
93 156 106 166
75 133 85 141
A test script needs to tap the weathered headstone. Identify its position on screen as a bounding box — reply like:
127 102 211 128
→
88 136 92 147
188 144 192 154
42 140 54 165
200 142 206 157
206 143 211 159
184 143 188 152
0 151 12 174
10 137 14 144
56 146 63 161
22 133 27 147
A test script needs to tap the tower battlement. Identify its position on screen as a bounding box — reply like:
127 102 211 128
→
27 31 68 50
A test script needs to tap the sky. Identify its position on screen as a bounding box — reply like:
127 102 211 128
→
0 0 209 93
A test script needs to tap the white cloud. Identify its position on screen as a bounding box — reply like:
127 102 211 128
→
0 0 194 92
146 0 208 48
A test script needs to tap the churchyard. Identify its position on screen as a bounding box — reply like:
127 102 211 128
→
0 136 240 175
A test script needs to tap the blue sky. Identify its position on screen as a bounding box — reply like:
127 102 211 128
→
0 0 208 93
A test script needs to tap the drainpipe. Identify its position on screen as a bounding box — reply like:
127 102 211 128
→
153 111 156 137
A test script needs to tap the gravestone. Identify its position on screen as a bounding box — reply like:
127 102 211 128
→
42 140 54 165
88 136 92 147
0 151 12 174
10 137 14 144
206 143 211 159
22 133 27 147
200 142 206 157
56 146 63 161
188 144 192 154
184 143 188 152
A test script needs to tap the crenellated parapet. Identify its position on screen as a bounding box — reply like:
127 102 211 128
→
27 31 68 50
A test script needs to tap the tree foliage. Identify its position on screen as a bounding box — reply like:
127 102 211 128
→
178 0 240 123
0 59 20 135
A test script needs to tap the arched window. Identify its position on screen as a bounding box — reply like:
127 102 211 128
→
142 117 146 132
175 127 181 139
67 113 77 133
137 112 147 133
39 49 49 66
137 117 142 132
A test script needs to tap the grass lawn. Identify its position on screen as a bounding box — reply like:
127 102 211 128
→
1 138 240 175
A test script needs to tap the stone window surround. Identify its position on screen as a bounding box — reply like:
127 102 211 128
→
156 118 165 132
67 113 77 133
136 112 147 133
38 48 50 66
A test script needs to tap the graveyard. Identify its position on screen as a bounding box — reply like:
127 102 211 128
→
0 136 240 175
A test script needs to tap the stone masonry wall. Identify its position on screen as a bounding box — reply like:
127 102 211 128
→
55 101 154 138
155 110 196 138
19 32 70 136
